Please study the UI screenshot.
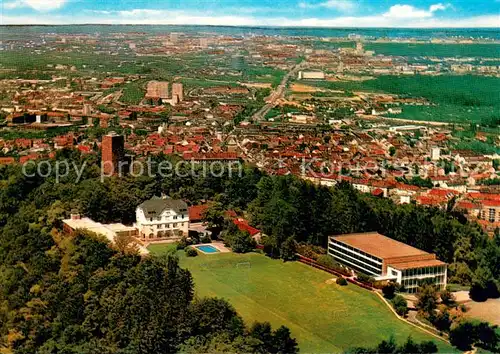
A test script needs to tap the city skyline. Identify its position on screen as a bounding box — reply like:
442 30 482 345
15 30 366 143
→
1 0 499 27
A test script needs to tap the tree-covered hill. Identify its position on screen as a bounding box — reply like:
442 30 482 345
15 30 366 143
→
0 150 498 352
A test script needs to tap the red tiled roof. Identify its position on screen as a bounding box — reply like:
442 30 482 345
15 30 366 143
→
396 183 420 191
184 152 239 160
481 200 500 207
0 157 15 164
416 195 447 206
467 192 500 201
19 154 40 163
233 218 260 236
428 188 458 197
77 145 92 153
188 205 210 222
456 201 480 210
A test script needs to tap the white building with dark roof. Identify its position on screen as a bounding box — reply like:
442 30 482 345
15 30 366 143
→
134 196 189 240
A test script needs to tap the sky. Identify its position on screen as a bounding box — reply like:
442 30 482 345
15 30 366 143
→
0 0 499 27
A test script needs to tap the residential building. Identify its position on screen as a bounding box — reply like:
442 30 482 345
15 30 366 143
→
431 147 440 161
328 232 447 292
188 204 211 238
233 218 262 243
135 197 189 240
298 70 325 80
480 200 500 223
146 81 169 99
82 103 92 116
172 82 184 102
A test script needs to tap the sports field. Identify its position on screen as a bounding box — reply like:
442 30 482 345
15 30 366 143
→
149 247 454 353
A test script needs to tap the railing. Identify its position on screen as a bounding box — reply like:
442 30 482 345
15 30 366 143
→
296 254 375 290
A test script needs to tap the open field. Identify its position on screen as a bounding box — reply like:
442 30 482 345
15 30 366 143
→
147 242 178 256
364 43 500 58
290 83 321 92
148 246 455 353
465 298 500 326
307 75 500 126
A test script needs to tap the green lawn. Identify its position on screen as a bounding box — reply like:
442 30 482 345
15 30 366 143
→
150 247 454 353
147 243 178 256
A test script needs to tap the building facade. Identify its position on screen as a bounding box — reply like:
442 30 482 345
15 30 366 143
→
62 214 149 255
146 81 169 99
328 232 447 292
135 197 189 240
172 82 183 102
298 70 325 80
480 200 500 223
102 132 126 176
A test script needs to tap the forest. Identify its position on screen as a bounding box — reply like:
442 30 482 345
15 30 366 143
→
0 151 300 352
0 150 499 350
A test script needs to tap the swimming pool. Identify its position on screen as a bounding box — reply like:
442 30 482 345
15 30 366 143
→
196 245 220 253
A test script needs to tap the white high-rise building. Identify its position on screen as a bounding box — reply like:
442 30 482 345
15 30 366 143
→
431 147 441 161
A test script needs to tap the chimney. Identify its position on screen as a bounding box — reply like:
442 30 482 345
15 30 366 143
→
70 213 81 220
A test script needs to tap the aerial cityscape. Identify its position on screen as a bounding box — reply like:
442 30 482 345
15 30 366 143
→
0 0 499 353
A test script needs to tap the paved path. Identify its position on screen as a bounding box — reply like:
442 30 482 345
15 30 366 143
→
374 292 451 344
251 62 306 121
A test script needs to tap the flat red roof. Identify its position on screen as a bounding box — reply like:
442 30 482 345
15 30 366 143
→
331 232 429 260
389 259 446 270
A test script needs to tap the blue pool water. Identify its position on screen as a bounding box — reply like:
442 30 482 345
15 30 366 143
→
196 245 219 253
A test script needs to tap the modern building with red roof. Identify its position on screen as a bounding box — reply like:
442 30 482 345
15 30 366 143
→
329 232 447 293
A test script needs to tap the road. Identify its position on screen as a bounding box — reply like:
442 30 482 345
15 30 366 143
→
251 62 306 121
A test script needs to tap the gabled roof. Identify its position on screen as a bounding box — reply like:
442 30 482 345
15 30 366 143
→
189 204 210 222
233 218 260 236
138 197 188 218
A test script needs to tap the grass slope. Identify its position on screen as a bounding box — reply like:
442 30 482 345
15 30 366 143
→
151 248 454 353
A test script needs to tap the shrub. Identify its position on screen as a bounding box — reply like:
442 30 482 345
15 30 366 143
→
357 272 376 285
280 237 297 261
296 243 326 260
395 283 406 293
336 277 348 286
185 247 198 257
226 230 256 253
416 284 439 316
316 255 349 275
469 280 500 302
317 254 336 268
382 282 396 299
177 236 191 250
430 310 452 332
200 235 212 244
440 289 455 306
391 295 408 316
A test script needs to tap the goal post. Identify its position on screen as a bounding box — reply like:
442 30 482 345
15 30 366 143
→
236 261 251 269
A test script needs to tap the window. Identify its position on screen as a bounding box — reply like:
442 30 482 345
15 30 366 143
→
489 208 496 222
391 270 398 276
